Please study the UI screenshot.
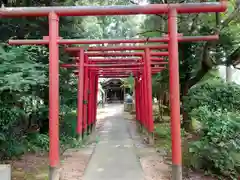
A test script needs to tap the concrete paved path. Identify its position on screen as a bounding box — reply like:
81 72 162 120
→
83 104 144 180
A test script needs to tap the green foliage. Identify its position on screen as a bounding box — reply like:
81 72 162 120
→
184 81 240 178
183 80 240 113
60 111 78 138
152 71 168 97
0 45 47 91
189 107 240 178
155 122 185 152
121 75 134 93
26 133 50 152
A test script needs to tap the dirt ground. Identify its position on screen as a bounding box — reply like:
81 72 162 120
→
7 153 48 180
7 108 107 180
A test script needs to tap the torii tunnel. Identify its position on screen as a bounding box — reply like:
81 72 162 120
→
3 1 227 180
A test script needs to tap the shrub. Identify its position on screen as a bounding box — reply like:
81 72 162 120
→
183 81 240 178
60 111 77 138
27 133 49 152
183 80 240 113
188 106 240 178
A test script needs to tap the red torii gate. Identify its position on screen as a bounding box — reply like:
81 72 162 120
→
3 1 227 180
61 59 166 138
63 48 167 141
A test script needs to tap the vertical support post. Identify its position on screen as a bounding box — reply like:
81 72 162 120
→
135 78 139 122
141 74 146 131
87 71 93 134
83 55 89 138
168 8 182 180
139 77 143 129
135 77 141 131
93 75 99 130
48 11 60 180
142 56 148 131
90 73 96 131
145 48 154 145
77 48 85 140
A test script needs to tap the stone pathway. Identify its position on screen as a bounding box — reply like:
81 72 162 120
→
83 104 145 180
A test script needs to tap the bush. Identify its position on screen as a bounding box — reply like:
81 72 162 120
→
183 81 240 179
27 133 49 152
183 80 240 113
60 111 77 138
188 106 240 178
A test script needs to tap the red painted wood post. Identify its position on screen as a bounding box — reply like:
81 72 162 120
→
145 48 154 144
137 77 141 124
83 55 89 138
139 76 143 129
93 75 99 130
48 12 60 179
91 73 95 131
168 8 182 180
87 71 94 134
135 77 141 130
77 48 85 140
139 77 143 128
87 66 92 134
94 74 98 128
142 56 149 131
90 73 96 131
88 72 92 133
87 70 91 134
134 78 139 122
